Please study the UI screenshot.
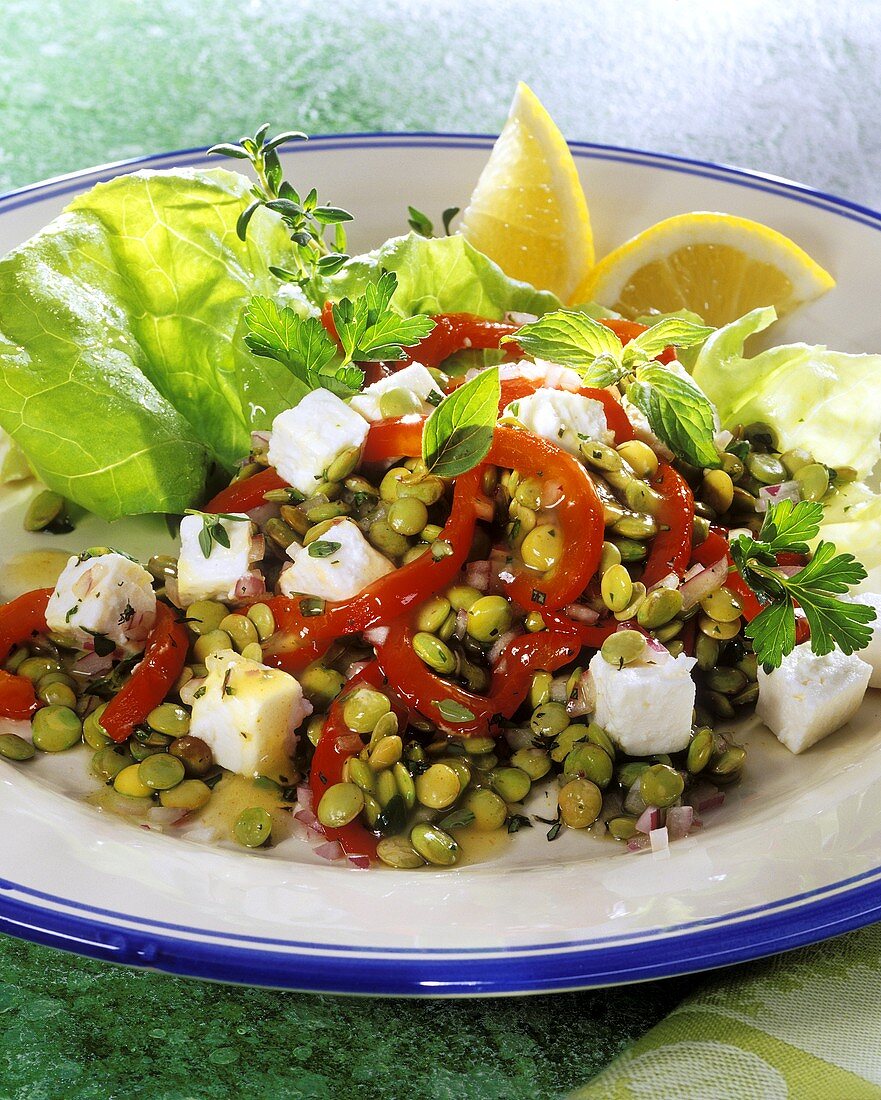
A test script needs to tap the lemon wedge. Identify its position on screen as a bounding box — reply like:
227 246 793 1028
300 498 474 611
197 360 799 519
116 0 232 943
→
578 212 835 327
458 82 594 303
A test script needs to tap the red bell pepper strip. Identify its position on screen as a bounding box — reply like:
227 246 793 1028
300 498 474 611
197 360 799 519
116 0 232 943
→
0 588 52 719
498 377 635 445
489 425 605 612
309 662 405 860
376 618 582 736
641 463 695 589
205 467 288 514
402 313 523 369
100 603 189 743
540 610 619 650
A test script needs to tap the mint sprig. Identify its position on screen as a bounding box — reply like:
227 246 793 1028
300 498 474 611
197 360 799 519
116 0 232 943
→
422 368 500 478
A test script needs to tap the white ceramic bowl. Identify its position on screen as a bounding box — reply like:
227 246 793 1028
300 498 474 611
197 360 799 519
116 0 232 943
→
2 135 881 995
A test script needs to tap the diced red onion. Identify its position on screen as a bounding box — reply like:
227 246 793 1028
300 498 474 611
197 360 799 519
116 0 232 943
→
714 429 734 450
234 571 266 602
624 779 646 815
695 789 726 814
335 733 363 753
507 311 538 326
345 660 371 680
454 608 469 640
488 628 518 665
679 557 729 611
250 430 271 451
307 825 327 844
247 504 276 528
465 561 492 592
627 835 651 852
566 670 595 717
775 564 804 579
649 826 669 853
294 808 318 829
180 678 206 707
296 785 313 813
145 806 182 828
550 676 568 703
648 572 679 593
504 727 535 751
757 480 801 514
475 497 495 522
249 535 266 563
563 602 600 624
313 840 344 861
542 480 564 509
73 650 116 676
636 806 662 834
347 854 371 870
363 626 390 647
666 805 694 840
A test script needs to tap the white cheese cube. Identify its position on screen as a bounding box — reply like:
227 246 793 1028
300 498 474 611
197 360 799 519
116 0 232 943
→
278 518 394 601
589 647 697 755
177 513 257 605
268 390 369 495
349 364 444 421
189 650 311 779
45 551 156 654
756 642 871 753
846 592 881 688
503 387 609 456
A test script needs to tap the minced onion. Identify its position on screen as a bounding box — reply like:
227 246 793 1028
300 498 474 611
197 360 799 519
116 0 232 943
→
679 557 729 611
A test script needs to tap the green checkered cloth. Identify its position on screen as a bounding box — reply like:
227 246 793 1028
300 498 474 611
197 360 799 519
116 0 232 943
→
572 925 881 1099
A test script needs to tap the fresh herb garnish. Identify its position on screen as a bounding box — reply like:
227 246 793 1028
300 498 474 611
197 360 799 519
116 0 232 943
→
244 271 434 398
83 630 116 658
504 311 719 467
422 367 500 478
208 124 352 291
118 602 135 626
405 204 460 238
307 540 342 559
730 499 875 669
507 814 533 834
184 509 249 559
436 699 477 723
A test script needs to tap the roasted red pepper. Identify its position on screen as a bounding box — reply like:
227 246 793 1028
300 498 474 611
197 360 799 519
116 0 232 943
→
641 463 695 589
100 603 189 743
403 313 522 369
376 618 582 736
0 588 51 719
205 467 288 514
489 425 604 612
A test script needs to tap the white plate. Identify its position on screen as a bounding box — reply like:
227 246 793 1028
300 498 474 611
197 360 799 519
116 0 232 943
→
3 135 881 996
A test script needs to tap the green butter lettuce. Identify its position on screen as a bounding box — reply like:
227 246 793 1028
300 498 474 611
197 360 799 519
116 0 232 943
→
0 168 293 519
812 482 881 571
692 307 881 477
324 232 561 319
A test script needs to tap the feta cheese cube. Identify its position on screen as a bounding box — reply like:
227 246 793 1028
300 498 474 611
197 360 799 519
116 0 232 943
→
499 358 585 393
268 390 369 495
589 647 697 755
177 513 258 605
189 650 311 779
503 387 609 456
846 592 881 688
756 642 871 753
349 364 444 421
279 518 394 601
45 551 156 653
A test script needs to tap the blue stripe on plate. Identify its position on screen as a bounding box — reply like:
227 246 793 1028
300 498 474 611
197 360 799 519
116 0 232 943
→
2 134 881 993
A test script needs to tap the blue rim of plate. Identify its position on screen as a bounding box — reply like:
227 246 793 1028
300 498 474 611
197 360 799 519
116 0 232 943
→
2 134 881 995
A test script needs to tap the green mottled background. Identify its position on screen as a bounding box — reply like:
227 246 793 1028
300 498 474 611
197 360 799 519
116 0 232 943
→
1 1 878 1096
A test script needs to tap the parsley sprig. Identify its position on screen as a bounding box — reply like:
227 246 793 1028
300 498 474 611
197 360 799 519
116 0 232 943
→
730 499 875 669
503 311 719 467
208 124 353 293
244 271 434 398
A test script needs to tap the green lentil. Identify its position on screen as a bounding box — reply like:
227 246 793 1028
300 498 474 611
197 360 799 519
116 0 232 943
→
114 764 152 798
622 479 665 515
709 745 747 778
37 680 77 709
564 743 613 788
146 702 190 737
461 736 496 754
342 687 390 734
736 653 759 681
490 766 532 804
344 757 376 795
4 648 28 674
325 445 362 482
82 704 110 749
415 763 461 809
219 613 259 653
376 836 426 869
440 755 471 790
32 705 82 753
599 541 622 576
466 595 513 642
639 763 685 808
393 762 416 809
706 690 737 719
654 619 683 643
700 586 743 623
550 723 590 764
462 788 508 831
696 633 721 671
617 761 650 789
138 754 186 791
246 603 276 641
745 452 787 485
613 512 657 540
470 751 498 772
600 629 646 668
18 657 63 682
617 440 659 478
530 701 570 739
91 746 131 781
368 734 403 771
607 816 638 841
168 736 214 778
193 629 233 663
234 807 273 848
368 711 400 749
159 779 212 811
388 497 429 536
368 519 410 559
510 747 552 781
520 525 562 572
529 671 553 709
374 768 399 808
584 722 615 760
698 614 741 641
184 600 228 637
732 682 759 706
702 469 735 513
637 587 683 630
558 778 603 828
580 440 622 471
446 585 483 612
613 537 647 563
317 782 365 828
413 631 457 674
0 734 35 761
300 664 347 709
302 518 336 546
601 563 633 613
416 595 452 634
687 727 714 774
705 666 748 695
795 462 830 502
410 823 459 866
397 474 445 506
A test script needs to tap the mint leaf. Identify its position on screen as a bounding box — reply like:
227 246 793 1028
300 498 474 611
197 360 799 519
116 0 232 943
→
505 310 625 384
626 317 715 362
244 297 364 397
627 365 721 468
422 368 500 479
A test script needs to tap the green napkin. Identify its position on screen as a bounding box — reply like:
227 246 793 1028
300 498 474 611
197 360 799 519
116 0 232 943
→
572 925 881 1099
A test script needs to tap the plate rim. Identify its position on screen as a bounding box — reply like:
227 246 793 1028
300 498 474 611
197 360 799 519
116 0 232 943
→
3 132 881 995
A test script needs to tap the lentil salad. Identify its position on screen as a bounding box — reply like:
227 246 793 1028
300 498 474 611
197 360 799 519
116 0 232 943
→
1 125 881 871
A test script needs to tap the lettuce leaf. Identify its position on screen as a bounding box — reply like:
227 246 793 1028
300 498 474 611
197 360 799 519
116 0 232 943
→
692 307 881 477
812 482 881 571
324 233 561 319
0 168 293 519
